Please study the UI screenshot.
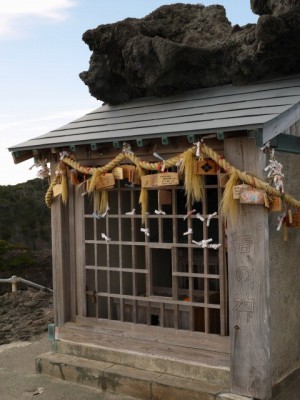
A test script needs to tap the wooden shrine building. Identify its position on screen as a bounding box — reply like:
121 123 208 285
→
9 75 300 400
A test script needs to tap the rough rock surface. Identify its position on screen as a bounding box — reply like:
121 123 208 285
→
250 0 299 16
80 2 300 105
0 251 53 345
0 289 53 345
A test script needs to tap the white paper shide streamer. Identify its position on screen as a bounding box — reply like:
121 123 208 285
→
141 227 150 237
126 209 136 215
155 210 166 215
101 233 111 242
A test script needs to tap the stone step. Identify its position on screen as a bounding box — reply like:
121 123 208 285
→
36 352 230 400
53 339 230 386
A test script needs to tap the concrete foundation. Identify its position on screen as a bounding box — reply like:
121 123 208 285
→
36 350 229 400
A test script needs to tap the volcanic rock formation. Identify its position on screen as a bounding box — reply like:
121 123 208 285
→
250 0 299 16
80 2 300 105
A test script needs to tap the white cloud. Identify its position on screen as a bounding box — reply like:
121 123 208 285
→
1 106 96 185
0 0 75 39
0 108 94 146
0 108 91 130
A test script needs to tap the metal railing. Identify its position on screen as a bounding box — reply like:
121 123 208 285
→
0 275 53 293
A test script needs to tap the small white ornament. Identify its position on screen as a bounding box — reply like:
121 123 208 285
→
141 227 150 237
126 209 136 215
101 233 111 242
183 228 193 236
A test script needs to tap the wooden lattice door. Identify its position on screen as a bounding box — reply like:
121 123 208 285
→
84 175 228 335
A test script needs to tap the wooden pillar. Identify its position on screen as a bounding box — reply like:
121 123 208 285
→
75 185 86 317
68 181 77 321
224 137 272 400
51 184 76 326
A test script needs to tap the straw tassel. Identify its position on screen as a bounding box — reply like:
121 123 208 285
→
88 169 101 192
180 149 203 205
137 164 148 225
61 166 68 205
93 190 101 213
220 171 240 223
99 190 109 214
139 188 148 225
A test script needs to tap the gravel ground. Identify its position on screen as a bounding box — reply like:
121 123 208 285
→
0 335 138 400
0 289 53 345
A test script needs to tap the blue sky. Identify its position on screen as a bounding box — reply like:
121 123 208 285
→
0 0 257 185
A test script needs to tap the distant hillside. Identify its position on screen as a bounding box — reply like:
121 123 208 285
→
0 179 51 250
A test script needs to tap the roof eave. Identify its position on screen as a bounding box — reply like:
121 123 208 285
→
8 122 266 154
262 102 300 143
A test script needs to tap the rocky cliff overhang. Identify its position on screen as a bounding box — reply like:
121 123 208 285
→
79 1 300 105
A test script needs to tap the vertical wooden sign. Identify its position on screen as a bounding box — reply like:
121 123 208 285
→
225 137 272 400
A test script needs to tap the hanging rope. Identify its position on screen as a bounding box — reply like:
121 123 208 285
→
200 143 300 209
45 143 300 209
45 174 60 208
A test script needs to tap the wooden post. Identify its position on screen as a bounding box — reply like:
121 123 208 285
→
68 180 77 321
224 137 272 400
75 185 86 317
51 194 72 327
11 276 17 292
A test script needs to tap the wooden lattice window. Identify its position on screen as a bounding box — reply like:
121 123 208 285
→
84 175 228 335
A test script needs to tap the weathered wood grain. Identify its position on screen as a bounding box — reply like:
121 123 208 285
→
68 182 77 321
58 317 230 362
224 137 272 399
75 185 86 317
51 195 71 326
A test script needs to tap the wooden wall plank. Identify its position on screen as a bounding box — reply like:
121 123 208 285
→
75 185 86 317
172 190 179 329
51 196 71 327
68 182 77 321
224 137 272 400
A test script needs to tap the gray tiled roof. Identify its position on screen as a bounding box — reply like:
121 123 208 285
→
9 75 300 152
